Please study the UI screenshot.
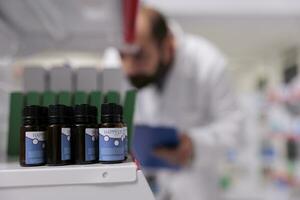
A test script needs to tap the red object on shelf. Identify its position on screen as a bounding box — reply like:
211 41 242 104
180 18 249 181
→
123 0 139 44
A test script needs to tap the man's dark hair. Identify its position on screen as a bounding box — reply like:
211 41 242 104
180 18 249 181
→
141 7 169 45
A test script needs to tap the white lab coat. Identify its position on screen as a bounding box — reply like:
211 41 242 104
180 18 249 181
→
132 24 243 200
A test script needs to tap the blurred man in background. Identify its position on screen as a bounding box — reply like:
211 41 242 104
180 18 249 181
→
120 6 243 200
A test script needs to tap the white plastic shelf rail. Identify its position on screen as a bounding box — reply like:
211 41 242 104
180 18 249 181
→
0 158 155 200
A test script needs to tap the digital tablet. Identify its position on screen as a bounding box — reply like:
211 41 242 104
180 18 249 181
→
132 125 180 170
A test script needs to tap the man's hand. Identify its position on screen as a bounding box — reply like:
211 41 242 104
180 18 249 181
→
154 133 194 167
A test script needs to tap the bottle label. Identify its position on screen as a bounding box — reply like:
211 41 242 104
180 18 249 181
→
99 128 125 161
85 128 97 161
61 128 71 161
25 131 45 165
123 127 128 155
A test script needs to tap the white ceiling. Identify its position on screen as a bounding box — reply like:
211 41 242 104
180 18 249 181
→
143 0 300 59
0 0 299 61
145 0 300 16
0 0 123 57
174 16 300 59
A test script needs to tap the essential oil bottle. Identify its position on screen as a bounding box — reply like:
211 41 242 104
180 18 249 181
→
72 104 98 164
99 103 125 163
20 105 47 167
117 105 128 159
90 105 99 160
46 104 72 165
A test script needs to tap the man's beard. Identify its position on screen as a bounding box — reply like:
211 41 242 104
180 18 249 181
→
128 61 171 90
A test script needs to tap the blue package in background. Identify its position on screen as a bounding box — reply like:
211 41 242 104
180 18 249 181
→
132 125 180 170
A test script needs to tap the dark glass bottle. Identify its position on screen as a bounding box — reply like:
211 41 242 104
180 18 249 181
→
46 104 72 165
89 105 99 161
116 105 128 160
72 104 98 164
41 106 48 126
20 105 47 167
99 103 125 163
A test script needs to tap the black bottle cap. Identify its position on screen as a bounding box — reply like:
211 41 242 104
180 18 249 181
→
23 105 41 118
116 105 124 122
66 106 73 124
101 103 115 116
23 105 46 125
115 105 123 115
41 106 48 124
101 103 122 123
89 106 97 117
48 104 68 117
73 104 90 124
41 106 48 116
74 104 89 117
88 105 98 124
48 104 70 124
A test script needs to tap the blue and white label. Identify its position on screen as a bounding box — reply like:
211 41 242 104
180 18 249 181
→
99 128 125 161
85 128 97 161
61 128 71 161
25 131 45 165
123 127 128 156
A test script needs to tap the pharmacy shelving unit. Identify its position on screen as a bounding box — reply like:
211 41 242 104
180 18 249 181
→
0 157 155 200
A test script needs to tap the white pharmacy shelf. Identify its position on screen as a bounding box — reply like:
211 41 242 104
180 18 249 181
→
0 158 155 200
